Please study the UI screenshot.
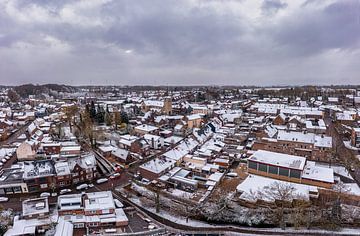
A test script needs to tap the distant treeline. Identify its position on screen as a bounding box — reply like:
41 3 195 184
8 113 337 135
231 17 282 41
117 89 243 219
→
12 84 77 98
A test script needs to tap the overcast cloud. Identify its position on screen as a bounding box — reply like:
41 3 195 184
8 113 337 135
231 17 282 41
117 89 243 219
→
0 0 359 86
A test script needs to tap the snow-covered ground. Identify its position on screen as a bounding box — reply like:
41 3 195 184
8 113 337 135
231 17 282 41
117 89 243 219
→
127 194 360 235
236 174 315 202
167 188 193 199
124 182 360 235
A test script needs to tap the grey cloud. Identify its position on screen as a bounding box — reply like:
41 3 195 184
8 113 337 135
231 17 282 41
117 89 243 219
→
0 0 359 86
271 1 360 56
261 0 288 15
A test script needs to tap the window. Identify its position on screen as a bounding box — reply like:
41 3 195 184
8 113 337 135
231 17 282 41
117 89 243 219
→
248 161 257 170
74 223 84 228
268 165 278 175
13 186 22 193
258 163 267 172
290 169 301 178
39 177 47 184
27 179 36 184
279 167 289 177
4 187 13 194
40 184 48 188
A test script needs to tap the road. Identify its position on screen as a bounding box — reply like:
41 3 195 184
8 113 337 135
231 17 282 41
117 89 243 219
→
0 122 31 146
1 122 32 169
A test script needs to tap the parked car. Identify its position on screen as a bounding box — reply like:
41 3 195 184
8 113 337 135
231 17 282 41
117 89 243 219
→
0 197 9 202
148 224 156 230
76 184 88 190
40 192 51 197
60 189 72 195
88 183 94 188
110 173 120 179
114 199 123 208
226 172 238 177
96 178 108 184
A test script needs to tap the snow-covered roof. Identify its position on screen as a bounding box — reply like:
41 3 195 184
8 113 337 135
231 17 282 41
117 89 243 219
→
140 157 175 174
135 124 158 132
111 148 129 161
187 113 203 120
98 145 116 153
143 100 164 107
301 161 334 183
144 134 162 141
248 150 306 170
22 197 49 217
85 191 115 211
276 130 332 148
55 162 71 176
237 174 317 202
163 138 199 161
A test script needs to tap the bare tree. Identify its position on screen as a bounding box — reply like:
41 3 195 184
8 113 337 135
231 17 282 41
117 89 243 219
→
258 182 303 230
64 104 79 132
80 110 95 146
114 111 121 130
7 89 20 103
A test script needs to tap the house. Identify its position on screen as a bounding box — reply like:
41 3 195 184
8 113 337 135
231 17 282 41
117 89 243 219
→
4 197 53 236
174 123 187 136
22 197 49 220
351 128 360 148
58 191 128 229
0 166 28 194
189 104 211 115
54 162 72 188
0 119 13 141
22 160 56 193
186 114 203 129
139 157 176 180
60 145 81 157
134 124 159 135
253 130 333 161
42 143 61 155
273 113 287 125
336 112 355 125
16 140 38 161
98 145 116 157
165 168 199 192
144 134 164 150
305 119 327 134
119 135 150 156
141 98 172 115
68 154 97 185
111 148 130 164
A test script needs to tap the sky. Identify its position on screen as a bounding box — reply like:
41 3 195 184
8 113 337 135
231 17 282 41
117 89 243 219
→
0 0 359 86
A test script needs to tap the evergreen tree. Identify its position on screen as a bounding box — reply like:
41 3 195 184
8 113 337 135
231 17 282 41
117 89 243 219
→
96 104 105 123
90 101 96 120
120 111 129 124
